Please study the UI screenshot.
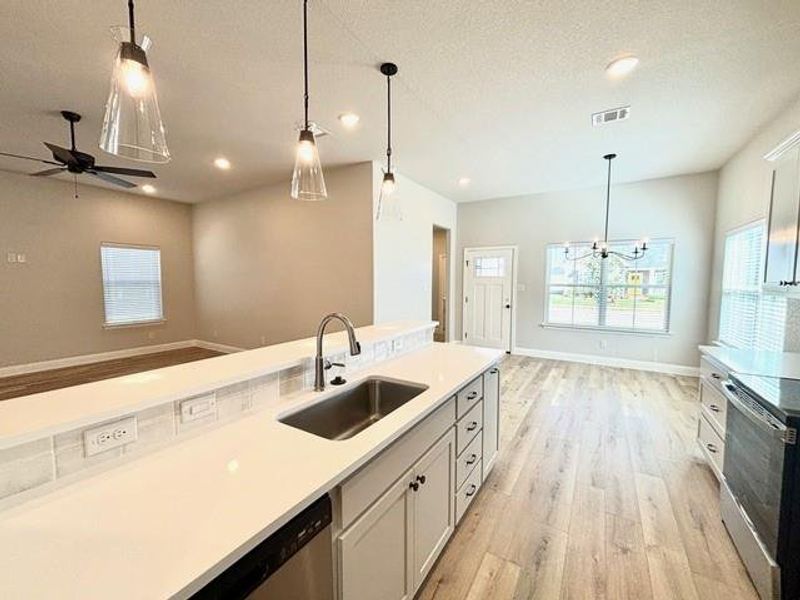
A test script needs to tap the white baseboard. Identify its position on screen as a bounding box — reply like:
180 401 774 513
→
0 339 243 378
512 346 700 377
193 340 246 354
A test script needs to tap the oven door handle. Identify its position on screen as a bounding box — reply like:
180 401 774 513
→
721 380 790 437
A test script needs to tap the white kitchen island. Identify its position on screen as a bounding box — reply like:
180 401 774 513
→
0 328 502 599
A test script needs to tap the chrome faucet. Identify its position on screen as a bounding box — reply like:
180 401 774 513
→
314 313 362 391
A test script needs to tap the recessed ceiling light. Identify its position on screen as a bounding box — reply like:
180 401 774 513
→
214 157 231 170
141 184 156 194
338 112 360 128
458 177 471 187
606 55 639 79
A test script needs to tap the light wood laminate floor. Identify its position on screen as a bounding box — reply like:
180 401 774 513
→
417 355 757 600
0 347 224 401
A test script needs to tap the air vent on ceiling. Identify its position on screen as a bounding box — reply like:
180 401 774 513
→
592 106 631 127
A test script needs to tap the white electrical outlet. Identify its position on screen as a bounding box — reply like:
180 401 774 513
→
180 394 217 423
83 416 138 457
392 337 404 354
6 252 16 264
16 253 26 263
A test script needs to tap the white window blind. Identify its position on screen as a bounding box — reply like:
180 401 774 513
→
100 244 163 326
718 222 786 351
544 239 673 333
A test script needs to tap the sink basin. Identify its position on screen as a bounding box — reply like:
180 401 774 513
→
279 377 429 440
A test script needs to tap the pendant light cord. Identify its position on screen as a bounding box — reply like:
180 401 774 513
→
603 155 612 245
303 0 310 130
386 73 392 173
128 0 136 44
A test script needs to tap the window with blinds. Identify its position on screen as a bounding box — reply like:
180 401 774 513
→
718 222 786 351
100 244 164 326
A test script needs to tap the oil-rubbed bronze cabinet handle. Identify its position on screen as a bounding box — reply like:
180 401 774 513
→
465 484 477 498
711 373 721 380
489 368 499 374
709 404 720 413
467 391 478 400
467 421 478 432
409 481 419 492
416 475 426 485
706 443 718 454
466 454 477 465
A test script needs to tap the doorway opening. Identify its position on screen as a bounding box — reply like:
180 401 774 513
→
432 226 450 342
462 246 517 352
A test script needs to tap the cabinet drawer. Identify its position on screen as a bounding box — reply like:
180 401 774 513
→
456 376 483 418
700 356 727 394
456 462 482 523
456 433 482 489
699 380 727 436
456 400 483 455
698 414 725 479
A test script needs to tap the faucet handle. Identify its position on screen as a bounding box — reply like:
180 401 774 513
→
324 361 346 370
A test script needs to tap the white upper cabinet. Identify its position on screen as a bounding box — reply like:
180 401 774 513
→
765 145 800 287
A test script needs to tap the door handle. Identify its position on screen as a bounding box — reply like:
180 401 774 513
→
504 304 511 309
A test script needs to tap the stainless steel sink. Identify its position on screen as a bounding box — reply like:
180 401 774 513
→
279 377 429 440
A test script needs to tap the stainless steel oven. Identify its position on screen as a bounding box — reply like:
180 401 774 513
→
720 376 799 600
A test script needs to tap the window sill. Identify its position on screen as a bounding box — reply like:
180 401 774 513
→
103 319 166 330
540 323 672 337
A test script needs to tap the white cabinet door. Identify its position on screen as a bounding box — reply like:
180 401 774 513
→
482 366 500 478
339 470 413 600
411 430 455 590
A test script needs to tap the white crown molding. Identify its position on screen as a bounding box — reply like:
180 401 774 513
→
512 346 699 377
764 128 800 162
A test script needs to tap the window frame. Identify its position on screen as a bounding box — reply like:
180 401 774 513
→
717 220 785 351
542 238 675 335
99 242 165 329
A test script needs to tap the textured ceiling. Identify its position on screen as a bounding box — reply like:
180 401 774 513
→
0 1 799 203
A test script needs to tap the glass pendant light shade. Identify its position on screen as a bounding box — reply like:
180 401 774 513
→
381 172 396 196
99 26 169 163
291 129 327 200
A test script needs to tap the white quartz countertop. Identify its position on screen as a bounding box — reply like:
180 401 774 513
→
0 342 503 599
0 321 435 449
700 345 800 379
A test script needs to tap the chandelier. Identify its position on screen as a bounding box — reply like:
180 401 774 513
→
564 153 648 261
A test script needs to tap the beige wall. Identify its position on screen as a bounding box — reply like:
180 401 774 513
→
192 162 374 348
707 97 800 341
457 172 719 367
0 170 197 367
372 166 457 332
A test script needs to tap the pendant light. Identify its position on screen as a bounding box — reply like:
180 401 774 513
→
291 0 327 201
563 153 648 261
99 0 169 163
375 62 399 221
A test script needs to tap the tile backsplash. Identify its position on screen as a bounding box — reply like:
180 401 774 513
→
0 325 435 507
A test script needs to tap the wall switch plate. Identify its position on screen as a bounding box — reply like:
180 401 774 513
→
6 252 16 263
16 253 26 263
84 416 138 457
391 337 404 353
180 394 217 423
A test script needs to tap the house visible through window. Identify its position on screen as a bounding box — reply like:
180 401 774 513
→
718 221 785 351
544 239 674 332
100 244 163 326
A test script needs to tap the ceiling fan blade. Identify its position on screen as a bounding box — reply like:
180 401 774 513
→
93 165 157 178
87 170 137 189
43 142 76 165
0 151 61 166
30 167 67 177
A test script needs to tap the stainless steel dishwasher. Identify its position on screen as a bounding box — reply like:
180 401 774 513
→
193 494 333 600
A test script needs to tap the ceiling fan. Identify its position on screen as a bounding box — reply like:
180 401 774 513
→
0 110 157 189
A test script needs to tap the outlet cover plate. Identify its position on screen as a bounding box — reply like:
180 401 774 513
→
180 394 217 423
83 416 138 457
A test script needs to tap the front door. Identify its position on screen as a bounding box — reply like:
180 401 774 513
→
462 247 514 350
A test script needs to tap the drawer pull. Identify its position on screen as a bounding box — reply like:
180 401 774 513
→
465 484 477 498
466 421 478 432
466 454 477 465
711 373 721 380
709 404 720 413
466 391 478 400
706 443 718 454
409 481 420 492
416 474 426 485
489 368 499 374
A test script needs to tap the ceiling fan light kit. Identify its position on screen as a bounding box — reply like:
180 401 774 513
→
291 0 328 201
563 153 649 262
99 0 170 163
